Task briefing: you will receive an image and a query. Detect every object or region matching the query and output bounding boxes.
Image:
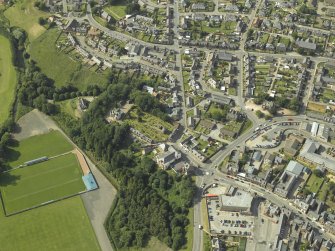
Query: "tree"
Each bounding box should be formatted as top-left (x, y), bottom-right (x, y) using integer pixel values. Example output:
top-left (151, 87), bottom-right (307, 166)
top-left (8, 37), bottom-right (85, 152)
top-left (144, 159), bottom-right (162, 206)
top-left (38, 17), bottom-right (46, 25)
top-left (313, 169), bottom-right (324, 178)
top-left (126, 3), bottom-right (140, 14)
top-left (256, 110), bottom-right (265, 118)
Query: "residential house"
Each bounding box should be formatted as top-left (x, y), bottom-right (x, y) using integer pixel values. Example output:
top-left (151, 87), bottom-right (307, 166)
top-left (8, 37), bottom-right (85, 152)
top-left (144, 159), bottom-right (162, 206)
top-left (156, 146), bottom-right (181, 169)
top-left (191, 2), bottom-right (206, 10)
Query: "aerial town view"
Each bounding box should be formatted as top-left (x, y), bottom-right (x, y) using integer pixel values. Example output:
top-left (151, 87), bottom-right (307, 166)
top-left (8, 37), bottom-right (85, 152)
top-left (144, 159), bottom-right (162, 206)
top-left (0, 0), bottom-right (335, 250)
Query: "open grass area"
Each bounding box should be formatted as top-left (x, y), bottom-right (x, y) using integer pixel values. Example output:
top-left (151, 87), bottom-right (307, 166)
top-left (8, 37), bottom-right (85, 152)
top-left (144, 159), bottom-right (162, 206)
top-left (0, 153), bottom-right (85, 213)
top-left (29, 28), bottom-right (109, 90)
top-left (5, 0), bottom-right (48, 41)
top-left (104, 4), bottom-right (127, 20)
top-left (305, 173), bottom-right (324, 193)
top-left (7, 130), bottom-right (73, 168)
top-left (203, 232), bottom-right (211, 251)
top-left (201, 198), bottom-right (210, 232)
top-left (0, 35), bottom-right (16, 125)
top-left (119, 237), bottom-right (172, 251)
top-left (0, 196), bottom-right (100, 251)
top-left (57, 98), bottom-right (81, 118)
top-left (240, 119), bottom-right (253, 134)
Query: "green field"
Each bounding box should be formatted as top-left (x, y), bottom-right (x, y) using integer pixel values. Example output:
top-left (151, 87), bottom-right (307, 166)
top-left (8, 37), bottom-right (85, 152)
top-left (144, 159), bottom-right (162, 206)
top-left (305, 174), bottom-right (324, 193)
top-left (0, 153), bottom-right (85, 213)
top-left (104, 4), bottom-right (127, 20)
top-left (4, 0), bottom-right (48, 41)
top-left (8, 130), bottom-right (73, 168)
top-left (29, 28), bottom-right (109, 89)
top-left (0, 35), bottom-right (17, 125)
top-left (0, 196), bottom-right (100, 251)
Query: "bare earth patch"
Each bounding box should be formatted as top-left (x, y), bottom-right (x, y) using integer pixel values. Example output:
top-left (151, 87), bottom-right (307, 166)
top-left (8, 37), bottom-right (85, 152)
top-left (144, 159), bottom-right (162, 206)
top-left (13, 109), bottom-right (58, 141)
top-left (245, 100), bottom-right (271, 115)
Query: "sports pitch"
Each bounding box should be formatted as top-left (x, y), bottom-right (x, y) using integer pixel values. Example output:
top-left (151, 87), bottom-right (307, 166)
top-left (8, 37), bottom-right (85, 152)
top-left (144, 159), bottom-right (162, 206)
top-left (0, 196), bottom-right (101, 251)
top-left (0, 153), bottom-right (85, 214)
top-left (8, 130), bottom-right (73, 168)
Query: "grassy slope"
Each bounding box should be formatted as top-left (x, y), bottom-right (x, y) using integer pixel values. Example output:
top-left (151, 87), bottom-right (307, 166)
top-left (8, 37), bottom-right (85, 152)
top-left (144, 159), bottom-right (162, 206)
top-left (0, 35), bottom-right (16, 125)
top-left (104, 4), bottom-right (127, 20)
top-left (0, 196), bottom-right (101, 251)
top-left (7, 130), bottom-right (74, 167)
top-left (1, 153), bottom-right (85, 213)
top-left (29, 28), bottom-right (109, 90)
top-left (119, 237), bottom-right (172, 251)
top-left (4, 0), bottom-right (48, 41)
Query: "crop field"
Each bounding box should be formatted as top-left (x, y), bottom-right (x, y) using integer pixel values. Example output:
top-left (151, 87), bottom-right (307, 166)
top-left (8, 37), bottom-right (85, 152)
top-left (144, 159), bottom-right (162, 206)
top-left (7, 130), bottom-right (73, 168)
top-left (0, 35), bottom-right (16, 125)
top-left (4, 0), bottom-right (48, 41)
top-left (29, 28), bottom-right (109, 89)
top-left (0, 153), bottom-right (85, 214)
top-left (0, 196), bottom-right (100, 251)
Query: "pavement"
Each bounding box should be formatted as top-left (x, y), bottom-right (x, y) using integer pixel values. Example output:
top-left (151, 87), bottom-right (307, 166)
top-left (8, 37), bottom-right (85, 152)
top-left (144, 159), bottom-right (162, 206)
top-left (81, 157), bottom-right (117, 251)
top-left (66, 1), bottom-right (335, 250)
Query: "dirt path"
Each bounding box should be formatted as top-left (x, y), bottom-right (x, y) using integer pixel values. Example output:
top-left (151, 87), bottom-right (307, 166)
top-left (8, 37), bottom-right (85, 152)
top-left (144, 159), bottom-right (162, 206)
top-left (13, 109), bottom-right (116, 251)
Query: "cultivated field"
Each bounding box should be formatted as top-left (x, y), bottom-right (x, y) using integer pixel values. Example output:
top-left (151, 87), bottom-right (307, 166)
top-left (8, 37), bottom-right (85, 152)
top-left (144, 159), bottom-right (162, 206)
top-left (29, 28), bottom-right (109, 89)
top-left (0, 196), bottom-right (101, 251)
top-left (0, 153), bottom-right (85, 213)
top-left (7, 130), bottom-right (73, 168)
top-left (0, 35), bottom-right (16, 125)
top-left (4, 0), bottom-right (48, 41)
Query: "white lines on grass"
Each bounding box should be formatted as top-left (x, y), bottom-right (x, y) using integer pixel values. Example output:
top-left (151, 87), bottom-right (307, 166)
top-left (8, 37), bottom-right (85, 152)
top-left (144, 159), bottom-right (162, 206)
top-left (6, 178), bottom-right (82, 202)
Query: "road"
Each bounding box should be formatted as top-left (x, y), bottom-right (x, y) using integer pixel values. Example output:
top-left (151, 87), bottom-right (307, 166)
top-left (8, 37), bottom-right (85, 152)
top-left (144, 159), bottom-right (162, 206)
top-left (192, 176), bottom-right (204, 251)
top-left (203, 170), bottom-right (335, 242)
top-left (74, 1), bottom-right (335, 251)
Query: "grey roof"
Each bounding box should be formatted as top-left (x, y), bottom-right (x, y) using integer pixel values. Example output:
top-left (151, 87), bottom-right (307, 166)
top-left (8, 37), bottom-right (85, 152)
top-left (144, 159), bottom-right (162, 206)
top-left (217, 51), bottom-right (233, 61)
top-left (252, 151), bottom-right (262, 161)
top-left (296, 40), bottom-right (316, 50)
top-left (286, 161), bottom-right (304, 176)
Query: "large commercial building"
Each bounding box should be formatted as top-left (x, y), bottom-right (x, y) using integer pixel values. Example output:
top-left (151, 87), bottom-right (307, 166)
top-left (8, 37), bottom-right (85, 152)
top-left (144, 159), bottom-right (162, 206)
top-left (220, 187), bottom-right (254, 213)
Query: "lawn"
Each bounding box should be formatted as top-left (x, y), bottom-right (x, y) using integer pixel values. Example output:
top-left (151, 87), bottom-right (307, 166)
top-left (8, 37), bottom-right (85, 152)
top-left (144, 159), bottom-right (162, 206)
top-left (203, 233), bottom-right (211, 251)
top-left (0, 153), bottom-right (85, 213)
top-left (104, 4), bottom-right (127, 20)
top-left (4, 0), bottom-right (49, 41)
top-left (57, 98), bottom-right (81, 118)
top-left (0, 35), bottom-right (16, 125)
top-left (320, 88), bottom-right (335, 103)
top-left (305, 173), bottom-right (324, 193)
top-left (7, 130), bottom-right (73, 168)
top-left (119, 237), bottom-right (172, 251)
top-left (29, 28), bottom-right (109, 90)
top-left (0, 196), bottom-right (101, 251)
